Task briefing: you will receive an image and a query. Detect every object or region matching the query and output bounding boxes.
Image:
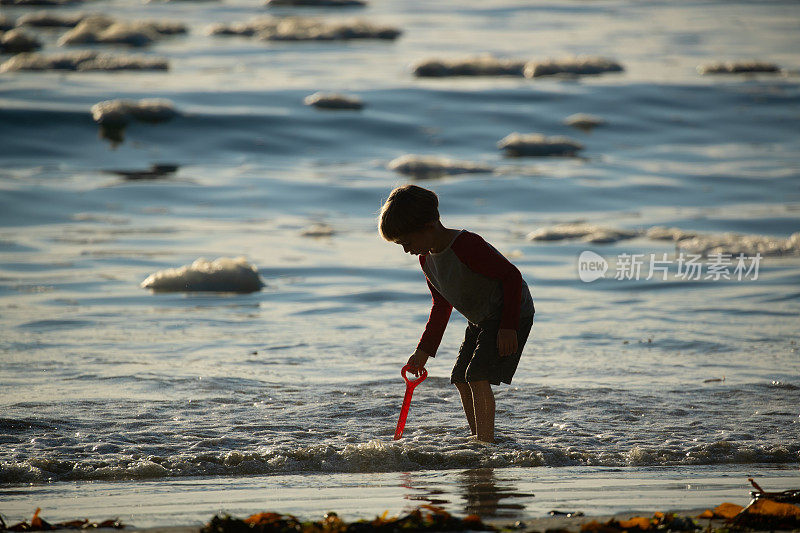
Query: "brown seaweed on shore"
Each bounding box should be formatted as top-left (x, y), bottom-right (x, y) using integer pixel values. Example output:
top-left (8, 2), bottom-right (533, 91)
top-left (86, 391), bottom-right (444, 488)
top-left (693, 479), bottom-right (800, 531)
top-left (202, 506), bottom-right (495, 533)
top-left (0, 508), bottom-right (125, 531)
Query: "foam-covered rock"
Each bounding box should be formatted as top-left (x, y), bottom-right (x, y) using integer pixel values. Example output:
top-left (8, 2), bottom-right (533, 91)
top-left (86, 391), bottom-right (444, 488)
top-left (564, 113), bottom-right (606, 132)
top-left (15, 11), bottom-right (91, 27)
top-left (141, 257), bottom-right (264, 293)
top-left (76, 54), bottom-right (169, 71)
top-left (257, 18), bottom-right (400, 41)
top-left (645, 226), bottom-right (698, 242)
top-left (207, 18), bottom-right (280, 36)
top-left (677, 232), bottom-right (800, 257)
top-left (524, 56), bottom-right (623, 78)
top-left (0, 15), bottom-right (15, 31)
top-left (412, 56), bottom-right (525, 77)
top-left (498, 133), bottom-right (583, 157)
top-left (59, 18), bottom-right (186, 47)
top-left (266, 0), bottom-right (366, 6)
top-left (301, 223), bottom-right (335, 238)
top-left (91, 98), bottom-right (178, 127)
top-left (1, 0), bottom-right (82, 5)
top-left (529, 223), bottom-right (800, 257)
top-left (0, 50), bottom-right (96, 70)
top-left (0, 28), bottom-right (41, 53)
top-left (388, 154), bottom-right (493, 179)
top-left (1, 50), bottom-right (168, 72)
top-left (528, 223), bottom-right (637, 244)
top-left (304, 92), bottom-right (363, 110)
top-left (698, 61), bottom-right (781, 75)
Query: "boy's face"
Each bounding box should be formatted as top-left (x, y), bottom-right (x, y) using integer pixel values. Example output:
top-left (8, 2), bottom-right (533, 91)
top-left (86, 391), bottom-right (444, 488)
top-left (394, 227), bottom-right (435, 256)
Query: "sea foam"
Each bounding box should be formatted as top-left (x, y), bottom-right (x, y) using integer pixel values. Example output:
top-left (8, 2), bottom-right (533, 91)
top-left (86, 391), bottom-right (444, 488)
top-left (140, 257), bottom-right (264, 293)
top-left (529, 223), bottom-right (800, 256)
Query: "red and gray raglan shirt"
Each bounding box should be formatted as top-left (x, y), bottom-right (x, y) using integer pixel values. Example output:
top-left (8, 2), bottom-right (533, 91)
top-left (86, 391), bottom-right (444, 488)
top-left (417, 230), bottom-right (535, 357)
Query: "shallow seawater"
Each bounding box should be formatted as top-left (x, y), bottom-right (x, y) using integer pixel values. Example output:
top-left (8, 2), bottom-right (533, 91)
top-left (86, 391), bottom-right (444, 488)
top-left (1, 0), bottom-right (799, 523)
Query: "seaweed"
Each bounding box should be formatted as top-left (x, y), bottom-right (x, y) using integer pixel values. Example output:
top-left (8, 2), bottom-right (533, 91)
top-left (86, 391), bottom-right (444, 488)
top-left (202, 506), bottom-right (495, 533)
top-left (0, 509), bottom-right (124, 531)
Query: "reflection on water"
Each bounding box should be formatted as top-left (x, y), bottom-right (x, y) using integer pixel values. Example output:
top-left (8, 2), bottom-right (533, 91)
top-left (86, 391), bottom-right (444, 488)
top-left (457, 468), bottom-right (533, 518)
top-left (399, 468), bottom-right (534, 519)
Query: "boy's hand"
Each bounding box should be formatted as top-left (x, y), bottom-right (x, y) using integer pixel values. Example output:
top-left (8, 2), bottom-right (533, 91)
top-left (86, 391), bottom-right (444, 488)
top-left (497, 329), bottom-right (518, 357)
top-left (406, 349), bottom-right (429, 376)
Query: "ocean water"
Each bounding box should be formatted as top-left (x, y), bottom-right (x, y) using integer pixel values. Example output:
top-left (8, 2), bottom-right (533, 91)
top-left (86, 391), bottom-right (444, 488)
top-left (1, 0), bottom-right (799, 526)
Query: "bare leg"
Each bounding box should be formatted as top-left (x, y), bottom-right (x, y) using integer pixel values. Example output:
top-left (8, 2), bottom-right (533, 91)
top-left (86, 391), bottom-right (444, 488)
top-left (454, 382), bottom-right (476, 435)
top-left (468, 380), bottom-right (495, 443)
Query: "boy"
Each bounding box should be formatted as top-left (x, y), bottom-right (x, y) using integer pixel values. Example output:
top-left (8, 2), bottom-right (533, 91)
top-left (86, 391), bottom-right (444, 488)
top-left (379, 185), bottom-right (534, 443)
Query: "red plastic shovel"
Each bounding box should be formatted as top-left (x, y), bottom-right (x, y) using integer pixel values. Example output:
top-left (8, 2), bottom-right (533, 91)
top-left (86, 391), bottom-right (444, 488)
top-left (393, 364), bottom-right (428, 440)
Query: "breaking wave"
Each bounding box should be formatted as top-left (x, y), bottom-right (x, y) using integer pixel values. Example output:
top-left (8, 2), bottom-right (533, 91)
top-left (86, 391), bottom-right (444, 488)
top-left (2, 439), bottom-right (796, 484)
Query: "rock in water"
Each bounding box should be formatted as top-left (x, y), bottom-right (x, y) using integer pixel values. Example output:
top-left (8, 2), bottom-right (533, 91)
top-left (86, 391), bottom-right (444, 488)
top-left (411, 56), bottom-right (525, 77)
top-left (140, 257), bottom-right (264, 293)
top-left (387, 155), bottom-right (493, 179)
top-left (304, 92), bottom-right (363, 110)
top-left (91, 98), bottom-right (178, 127)
top-left (527, 223), bottom-right (637, 244)
top-left (524, 56), bottom-right (623, 78)
top-left (697, 61), bottom-right (781, 75)
top-left (257, 18), bottom-right (400, 41)
top-left (0, 15), bottom-right (15, 31)
top-left (497, 133), bottom-right (583, 157)
top-left (15, 11), bottom-right (98, 27)
top-left (564, 113), bottom-right (606, 132)
top-left (266, 0), bottom-right (366, 6)
top-left (0, 51), bottom-right (168, 72)
top-left (0, 28), bottom-right (41, 53)
top-left (59, 18), bottom-right (186, 47)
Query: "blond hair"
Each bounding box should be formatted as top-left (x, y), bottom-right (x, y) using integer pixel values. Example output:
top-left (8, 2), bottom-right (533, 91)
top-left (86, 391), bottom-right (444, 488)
top-left (378, 185), bottom-right (440, 241)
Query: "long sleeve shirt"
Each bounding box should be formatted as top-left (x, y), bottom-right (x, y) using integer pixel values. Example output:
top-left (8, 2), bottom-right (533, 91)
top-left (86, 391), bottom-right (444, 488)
top-left (417, 230), bottom-right (534, 356)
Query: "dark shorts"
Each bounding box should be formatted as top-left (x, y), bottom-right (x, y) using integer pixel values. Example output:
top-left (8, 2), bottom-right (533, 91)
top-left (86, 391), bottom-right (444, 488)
top-left (451, 315), bottom-right (534, 386)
